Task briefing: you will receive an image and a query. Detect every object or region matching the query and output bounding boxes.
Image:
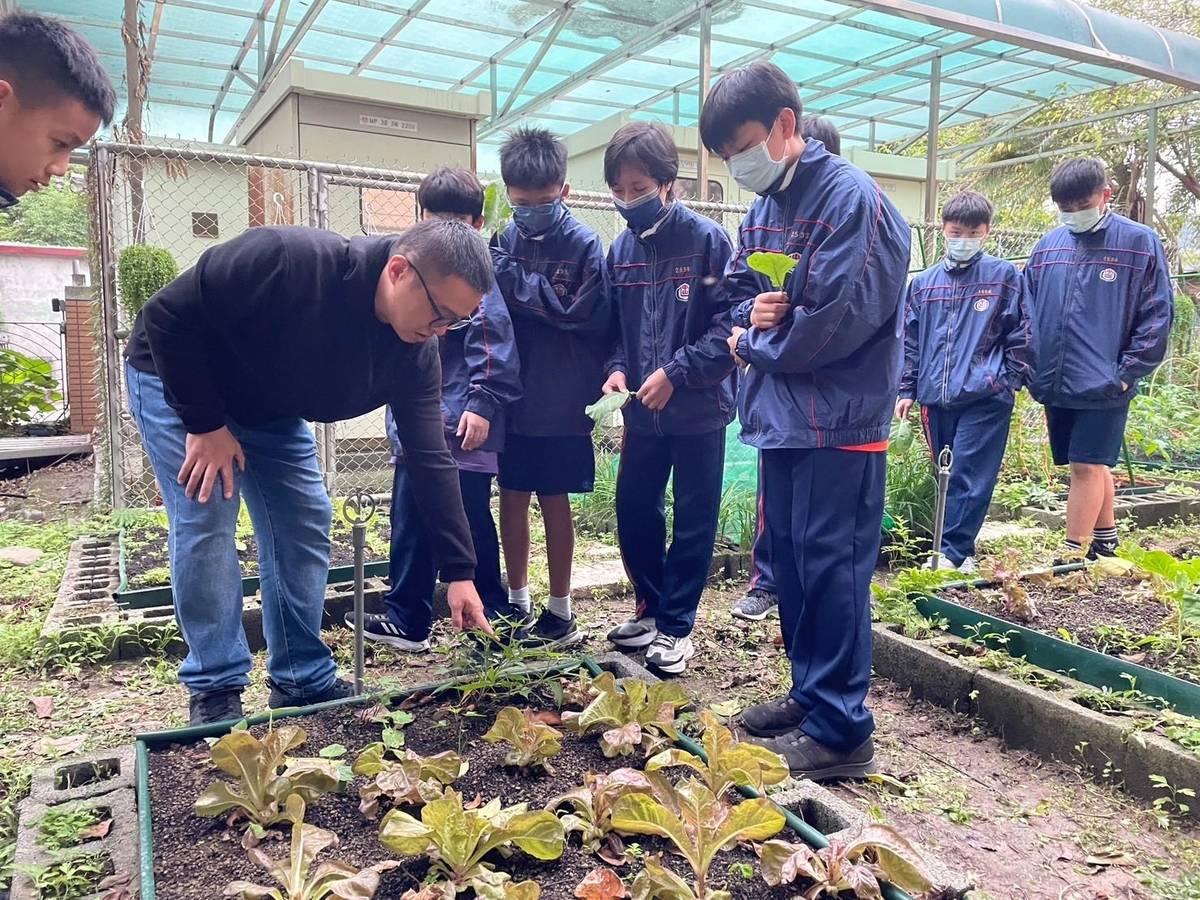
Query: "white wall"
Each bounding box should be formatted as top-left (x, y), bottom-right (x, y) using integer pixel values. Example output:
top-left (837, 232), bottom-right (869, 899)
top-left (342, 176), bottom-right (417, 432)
top-left (0, 244), bottom-right (88, 324)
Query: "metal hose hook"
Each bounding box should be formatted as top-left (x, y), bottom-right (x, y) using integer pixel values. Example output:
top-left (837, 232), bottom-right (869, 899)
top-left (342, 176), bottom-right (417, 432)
top-left (930, 445), bottom-right (953, 571)
top-left (342, 490), bottom-right (377, 694)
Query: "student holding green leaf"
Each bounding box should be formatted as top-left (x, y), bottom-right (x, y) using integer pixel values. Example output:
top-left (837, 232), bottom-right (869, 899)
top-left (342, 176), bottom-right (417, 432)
top-left (701, 61), bottom-right (910, 779)
top-left (597, 121), bottom-right (737, 675)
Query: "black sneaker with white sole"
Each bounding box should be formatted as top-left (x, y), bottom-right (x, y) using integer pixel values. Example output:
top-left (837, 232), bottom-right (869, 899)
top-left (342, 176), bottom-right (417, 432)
top-left (606, 615), bottom-right (658, 650)
top-left (343, 611), bottom-right (431, 653)
top-left (267, 676), bottom-right (358, 709)
top-left (528, 609), bottom-right (583, 647)
top-left (644, 633), bottom-right (695, 675)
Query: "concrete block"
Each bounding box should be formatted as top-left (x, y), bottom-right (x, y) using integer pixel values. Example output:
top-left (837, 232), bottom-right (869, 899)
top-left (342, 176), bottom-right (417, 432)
top-left (590, 650), bottom-right (659, 683)
top-left (770, 779), bottom-right (866, 835)
top-left (871, 625), bottom-right (975, 715)
top-left (29, 746), bottom-right (135, 807)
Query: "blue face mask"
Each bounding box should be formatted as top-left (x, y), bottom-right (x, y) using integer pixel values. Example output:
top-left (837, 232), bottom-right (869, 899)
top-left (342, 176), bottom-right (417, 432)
top-left (945, 237), bottom-right (984, 262)
top-left (614, 189), bottom-right (667, 232)
top-left (511, 197), bottom-right (563, 237)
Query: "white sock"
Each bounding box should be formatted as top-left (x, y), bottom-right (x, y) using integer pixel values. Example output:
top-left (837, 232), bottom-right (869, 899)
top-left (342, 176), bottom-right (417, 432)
top-left (548, 594), bottom-right (572, 619)
top-left (509, 585), bottom-right (531, 612)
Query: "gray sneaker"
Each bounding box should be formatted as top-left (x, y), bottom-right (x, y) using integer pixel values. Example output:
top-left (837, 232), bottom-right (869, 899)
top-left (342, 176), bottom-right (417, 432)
top-left (644, 633), bottom-right (695, 675)
top-left (731, 588), bottom-right (778, 621)
top-left (607, 615), bottom-right (658, 650)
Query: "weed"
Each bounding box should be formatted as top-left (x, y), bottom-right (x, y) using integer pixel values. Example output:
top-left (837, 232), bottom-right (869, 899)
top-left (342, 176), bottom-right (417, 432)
top-left (1149, 775), bottom-right (1196, 828)
top-left (38, 806), bottom-right (103, 852)
top-left (21, 853), bottom-right (111, 900)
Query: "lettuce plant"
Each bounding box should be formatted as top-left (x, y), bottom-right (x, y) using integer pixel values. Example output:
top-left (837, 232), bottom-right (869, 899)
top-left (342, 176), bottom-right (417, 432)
top-left (195, 726), bottom-right (347, 828)
top-left (483, 706), bottom-right (563, 773)
top-left (563, 674), bottom-right (689, 758)
top-left (610, 782), bottom-right (785, 899)
top-left (645, 711), bottom-right (788, 799)
top-left (379, 789), bottom-right (563, 899)
top-left (546, 768), bottom-right (661, 864)
top-left (352, 744), bottom-right (467, 818)
top-left (223, 795), bottom-right (398, 900)
top-left (758, 824), bottom-right (933, 898)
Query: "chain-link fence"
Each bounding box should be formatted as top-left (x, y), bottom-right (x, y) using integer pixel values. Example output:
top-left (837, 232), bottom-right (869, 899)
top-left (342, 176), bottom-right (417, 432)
top-left (87, 140), bottom-right (1045, 508)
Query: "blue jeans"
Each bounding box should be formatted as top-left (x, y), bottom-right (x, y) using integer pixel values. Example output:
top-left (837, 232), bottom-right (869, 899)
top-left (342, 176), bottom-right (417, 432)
top-left (922, 397), bottom-right (1012, 565)
top-left (126, 363), bottom-right (336, 697)
top-left (384, 462), bottom-right (512, 640)
top-left (762, 447), bottom-right (883, 752)
top-left (615, 429), bottom-right (725, 637)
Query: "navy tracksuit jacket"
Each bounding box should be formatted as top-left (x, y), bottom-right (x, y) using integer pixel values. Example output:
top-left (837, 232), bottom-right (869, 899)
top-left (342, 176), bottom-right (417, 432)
top-left (606, 202), bottom-right (736, 638)
top-left (900, 252), bottom-right (1032, 564)
top-left (1023, 212), bottom-right (1173, 411)
top-left (383, 287), bottom-right (522, 639)
top-left (725, 139), bottom-right (911, 751)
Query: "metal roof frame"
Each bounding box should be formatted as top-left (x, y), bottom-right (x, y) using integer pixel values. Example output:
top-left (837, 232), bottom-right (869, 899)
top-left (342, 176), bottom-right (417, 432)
top-left (45, 0), bottom-right (1200, 174)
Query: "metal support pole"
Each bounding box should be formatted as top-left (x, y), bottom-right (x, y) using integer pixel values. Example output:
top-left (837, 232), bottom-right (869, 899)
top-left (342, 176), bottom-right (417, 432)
top-left (1145, 105), bottom-right (1158, 227)
top-left (924, 53), bottom-right (942, 262)
top-left (697, 0), bottom-right (712, 202)
top-left (306, 168), bottom-right (337, 495)
top-left (343, 492), bottom-right (376, 695)
top-left (930, 446), bottom-right (953, 570)
top-left (489, 59), bottom-right (498, 120)
top-left (672, 89), bottom-right (680, 125)
top-left (868, 118), bottom-right (876, 151)
top-left (94, 147), bottom-right (127, 508)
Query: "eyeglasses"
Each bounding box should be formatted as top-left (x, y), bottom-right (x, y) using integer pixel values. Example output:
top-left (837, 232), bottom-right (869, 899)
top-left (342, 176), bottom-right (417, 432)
top-left (408, 260), bottom-right (472, 331)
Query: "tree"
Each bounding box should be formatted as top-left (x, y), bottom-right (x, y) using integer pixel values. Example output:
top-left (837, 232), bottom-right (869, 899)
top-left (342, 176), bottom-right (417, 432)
top-left (0, 182), bottom-right (88, 247)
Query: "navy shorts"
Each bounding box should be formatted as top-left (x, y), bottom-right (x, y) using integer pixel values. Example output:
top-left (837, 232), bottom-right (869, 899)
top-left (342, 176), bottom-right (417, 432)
top-left (497, 434), bottom-right (595, 495)
top-left (1045, 404), bottom-right (1130, 467)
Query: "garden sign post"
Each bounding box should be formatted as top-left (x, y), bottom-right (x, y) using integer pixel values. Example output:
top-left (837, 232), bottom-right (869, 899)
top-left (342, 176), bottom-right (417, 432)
top-left (930, 446), bottom-right (953, 571)
top-left (343, 491), bottom-right (377, 694)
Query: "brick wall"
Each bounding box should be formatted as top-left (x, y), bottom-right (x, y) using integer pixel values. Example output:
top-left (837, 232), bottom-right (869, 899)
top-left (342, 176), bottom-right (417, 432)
top-left (64, 286), bottom-right (98, 436)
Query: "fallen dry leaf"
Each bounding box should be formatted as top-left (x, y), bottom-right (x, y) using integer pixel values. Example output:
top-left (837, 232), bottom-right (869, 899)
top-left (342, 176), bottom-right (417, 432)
top-left (31, 696), bottom-right (54, 719)
top-left (529, 710), bottom-right (562, 726)
top-left (39, 734), bottom-right (85, 757)
top-left (81, 819), bottom-right (113, 840)
top-left (97, 872), bottom-right (133, 891)
top-left (1085, 849), bottom-right (1137, 869)
top-left (464, 793), bottom-right (484, 810)
top-left (575, 866), bottom-right (629, 900)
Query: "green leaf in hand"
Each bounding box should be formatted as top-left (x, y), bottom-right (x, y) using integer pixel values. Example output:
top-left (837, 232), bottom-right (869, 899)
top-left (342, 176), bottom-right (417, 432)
top-left (585, 391), bottom-right (632, 424)
top-left (746, 252), bottom-right (798, 290)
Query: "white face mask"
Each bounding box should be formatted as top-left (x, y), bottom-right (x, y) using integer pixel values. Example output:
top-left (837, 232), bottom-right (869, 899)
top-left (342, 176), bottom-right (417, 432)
top-left (945, 237), bottom-right (984, 262)
top-left (1060, 205), bottom-right (1103, 233)
top-left (727, 121), bottom-right (788, 194)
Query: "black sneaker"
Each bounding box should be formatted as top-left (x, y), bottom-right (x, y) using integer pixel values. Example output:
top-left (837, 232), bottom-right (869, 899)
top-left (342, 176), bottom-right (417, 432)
top-left (747, 729), bottom-right (876, 781)
top-left (343, 611), bottom-right (431, 653)
top-left (1086, 541), bottom-right (1118, 560)
top-left (527, 608), bottom-right (583, 648)
top-left (268, 676), bottom-right (358, 709)
top-left (188, 689), bottom-right (244, 726)
top-left (739, 695), bottom-right (806, 738)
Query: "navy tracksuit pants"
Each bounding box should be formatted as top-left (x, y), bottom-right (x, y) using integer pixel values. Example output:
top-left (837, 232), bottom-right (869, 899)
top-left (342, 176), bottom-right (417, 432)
top-left (761, 447), bottom-right (884, 753)
top-left (921, 397), bottom-right (1012, 565)
top-left (615, 429), bottom-right (725, 638)
top-left (384, 462), bottom-right (512, 640)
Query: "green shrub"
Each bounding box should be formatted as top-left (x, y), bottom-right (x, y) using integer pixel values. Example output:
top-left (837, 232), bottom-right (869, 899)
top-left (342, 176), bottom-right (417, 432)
top-left (117, 245), bottom-right (178, 321)
top-left (0, 349), bottom-right (62, 434)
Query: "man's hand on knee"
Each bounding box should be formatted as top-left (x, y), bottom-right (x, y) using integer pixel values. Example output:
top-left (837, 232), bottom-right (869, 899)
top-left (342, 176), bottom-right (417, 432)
top-left (179, 426), bottom-right (245, 502)
top-left (447, 580), bottom-right (494, 635)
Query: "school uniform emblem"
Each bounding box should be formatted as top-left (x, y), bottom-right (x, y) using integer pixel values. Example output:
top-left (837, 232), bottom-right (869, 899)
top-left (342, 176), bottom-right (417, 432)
top-left (676, 282), bottom-right (690, 302)
top-left (1100, 267), bottom-right (1117, 282)
top-left (973, 297), bottom-right (990, 312)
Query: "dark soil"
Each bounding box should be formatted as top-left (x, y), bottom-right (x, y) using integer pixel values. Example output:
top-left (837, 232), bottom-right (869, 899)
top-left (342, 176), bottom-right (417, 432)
top-left (148, 692), bottom-right (799, 900)
top-left (124, 516), bottom-right (392, 589)
top-left (944, 572), bottom-right (1200, 684)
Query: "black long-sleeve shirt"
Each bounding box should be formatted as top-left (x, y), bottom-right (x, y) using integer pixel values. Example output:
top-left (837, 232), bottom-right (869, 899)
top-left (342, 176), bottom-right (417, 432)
top-left (125, 226), bottom-right (475, 582)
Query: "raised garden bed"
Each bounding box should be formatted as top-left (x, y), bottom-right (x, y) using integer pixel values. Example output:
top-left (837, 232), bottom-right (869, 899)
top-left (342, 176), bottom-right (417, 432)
top-left (135, 657), bottom-right (937, 900)
top-left (912, 564), bottom-right (1200, 718)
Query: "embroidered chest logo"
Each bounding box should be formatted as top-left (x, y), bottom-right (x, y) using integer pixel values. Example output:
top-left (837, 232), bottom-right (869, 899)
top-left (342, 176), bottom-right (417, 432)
top-left (1099, 268), bottom-right (1118, 283)
top-left (676, 282), bottom-right (691, 302)
top-left (551, 264), bottom-right (571, 297)
top-left (972, 289), bottom-right (993, 313)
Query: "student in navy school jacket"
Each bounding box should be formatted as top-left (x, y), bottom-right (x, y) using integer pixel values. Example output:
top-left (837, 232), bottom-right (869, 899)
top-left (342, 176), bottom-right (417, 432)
top-left (348, 169), bottom-right (522, 653)
top-left (1024, 157), bottom-right (1173, 560)
top-left (730, 114), bottom-right (841, 624)
top-left (701, 61), bottom-right (910, 780)
top-left (490, 127), bottom-right (612, 647)
top-left (897, 190), bottom-right (1031, 574)
top-left (598, 121), bottom-right (736, 675)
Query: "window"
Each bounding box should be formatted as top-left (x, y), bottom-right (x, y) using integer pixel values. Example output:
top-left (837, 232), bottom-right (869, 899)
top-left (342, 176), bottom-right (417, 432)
top-left (675, 178), bottom-right (724, 203)
top-left (191, 212), bottom-right (219, 239)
